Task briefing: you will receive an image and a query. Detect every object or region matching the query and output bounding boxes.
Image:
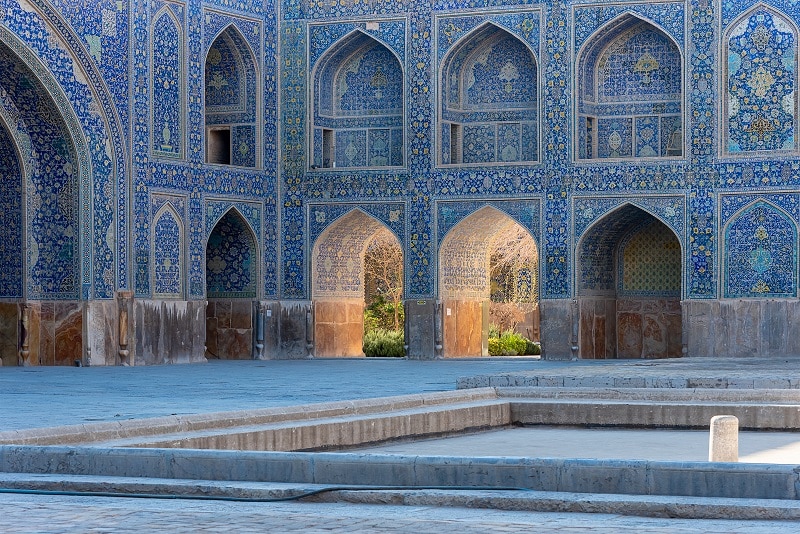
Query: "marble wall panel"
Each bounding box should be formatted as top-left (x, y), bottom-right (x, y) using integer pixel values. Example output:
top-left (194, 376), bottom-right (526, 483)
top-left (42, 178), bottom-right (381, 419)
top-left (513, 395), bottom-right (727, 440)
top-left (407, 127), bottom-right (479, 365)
top-left (313, 299), bottom-right (364, 357)
top-left (0, 303), bottom-right (18, 366)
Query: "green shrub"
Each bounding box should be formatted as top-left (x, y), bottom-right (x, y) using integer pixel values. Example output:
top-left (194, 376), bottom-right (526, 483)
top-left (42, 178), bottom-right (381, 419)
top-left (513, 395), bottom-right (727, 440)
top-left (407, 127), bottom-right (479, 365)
top-left (363, 328), bottom-right (405, 357)
top-left (525, 340), bottom-right (541, 356)
top-left (488, 327), bottom-right (540, 356)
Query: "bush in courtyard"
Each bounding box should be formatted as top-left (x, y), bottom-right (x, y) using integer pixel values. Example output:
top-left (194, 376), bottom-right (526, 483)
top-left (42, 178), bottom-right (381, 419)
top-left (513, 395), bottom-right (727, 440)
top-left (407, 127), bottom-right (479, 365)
top-left (363, 328), bottom-right (405, 357)
top-left (488, 326), bottom-right (539, 356)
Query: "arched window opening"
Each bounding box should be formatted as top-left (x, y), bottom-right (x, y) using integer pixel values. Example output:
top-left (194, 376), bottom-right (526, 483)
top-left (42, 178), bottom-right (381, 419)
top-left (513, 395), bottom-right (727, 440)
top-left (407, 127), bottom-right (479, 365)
top-left (577, 17), bottom-right (682, 160)
top-left (440, 24), bottom-right (538, 165)
top-left (312, 32), bottom-right (404, 169)
top-left (204, 26), bottom-right (257, 167)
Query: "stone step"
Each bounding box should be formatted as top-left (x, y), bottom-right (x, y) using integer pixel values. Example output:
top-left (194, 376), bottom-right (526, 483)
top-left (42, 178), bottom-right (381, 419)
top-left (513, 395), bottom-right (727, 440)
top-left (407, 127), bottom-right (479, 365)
top-left (1, 473), bottom-right (799, 521)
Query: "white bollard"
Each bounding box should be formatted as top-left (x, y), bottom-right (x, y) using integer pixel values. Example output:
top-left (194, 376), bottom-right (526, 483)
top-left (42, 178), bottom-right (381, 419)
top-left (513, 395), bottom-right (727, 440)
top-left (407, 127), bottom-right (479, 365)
top-left (708, 415), bottom-right (739, 462)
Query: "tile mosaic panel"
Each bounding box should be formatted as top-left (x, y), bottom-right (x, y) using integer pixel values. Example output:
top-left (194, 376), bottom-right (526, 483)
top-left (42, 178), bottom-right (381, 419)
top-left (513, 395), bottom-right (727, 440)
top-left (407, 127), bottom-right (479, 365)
top-left (152, 205), bottom-right (183, 298)
top-left (151, 8), bottom-right (184, 159)
top-left (725, 7), bottom-right (796, 153)
top-left (206, 209), bottom-right (258, 299)
top-left (724, 200), bottom-right (798, 298)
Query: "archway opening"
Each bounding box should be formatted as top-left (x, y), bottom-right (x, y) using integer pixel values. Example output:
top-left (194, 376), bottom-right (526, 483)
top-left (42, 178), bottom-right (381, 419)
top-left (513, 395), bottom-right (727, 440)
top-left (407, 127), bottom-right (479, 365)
top-left (577, 205), bottom-right (682, 359)
top-left (311, 210), bottom-right (403, 357)
top-left (0, 39), bottom-right (83, 366)
top-left (439, 207), bottom-right (539, 357)
top-left (205, 209), bottom-right (258, 359)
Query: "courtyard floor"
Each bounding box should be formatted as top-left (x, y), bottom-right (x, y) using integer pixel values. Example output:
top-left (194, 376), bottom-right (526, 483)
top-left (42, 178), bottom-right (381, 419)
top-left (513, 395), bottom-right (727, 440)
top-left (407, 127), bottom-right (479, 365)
top-left (2, 357), bottom-right (800, 532)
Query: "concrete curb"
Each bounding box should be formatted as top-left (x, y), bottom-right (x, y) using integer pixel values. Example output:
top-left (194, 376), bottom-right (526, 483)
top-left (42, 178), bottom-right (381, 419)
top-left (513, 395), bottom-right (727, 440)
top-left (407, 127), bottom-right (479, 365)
top-left (0, 388), bottom-right (500, 446)
top-left (2, 446), bottom-right (798, 501)
top-left (1, 474), bottom-right (799, 520)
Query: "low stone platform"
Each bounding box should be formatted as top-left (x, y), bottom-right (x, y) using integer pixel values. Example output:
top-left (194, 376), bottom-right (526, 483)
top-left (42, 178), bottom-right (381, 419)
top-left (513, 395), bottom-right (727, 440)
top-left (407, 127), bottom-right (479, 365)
top-left (457, 357), bottom-right (800, 390)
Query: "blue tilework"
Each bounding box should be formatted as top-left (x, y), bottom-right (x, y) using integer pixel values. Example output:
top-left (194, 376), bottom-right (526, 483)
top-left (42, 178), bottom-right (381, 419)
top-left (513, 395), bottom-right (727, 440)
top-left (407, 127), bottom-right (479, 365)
top-left (0, 120), bottom-right (23, 298)
top-left (153, 204), bottom-right (184, 298)
top-left (726, 8), bottom-right (796, 153)
top-left (6, 0), bottom-right (800, 312)
top-left (206, 208), bottom-right (258, 299)
top-left (724, 201), bottom-right (797, 297)
top-left (151, 7), bottom-right (184, 159)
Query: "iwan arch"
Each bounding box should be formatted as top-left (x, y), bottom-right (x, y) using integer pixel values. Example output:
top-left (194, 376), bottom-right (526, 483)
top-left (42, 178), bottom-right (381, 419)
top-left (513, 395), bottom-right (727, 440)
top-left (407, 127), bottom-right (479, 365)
top-left (1, 0), bottom-right (800, 365)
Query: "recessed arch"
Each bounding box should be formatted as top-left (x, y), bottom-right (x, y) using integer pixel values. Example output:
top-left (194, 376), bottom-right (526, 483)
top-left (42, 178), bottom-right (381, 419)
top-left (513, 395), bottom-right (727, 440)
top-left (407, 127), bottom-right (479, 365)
top-left (311, 209), bottom-right (404, 357)
top-left (439, 22), bottom-right (539, 165)
top-left (0, 37), bottom-right (88, 302)
top-left (204, 24), bottom-right (258, 167)
top-left (204, 207), bottom-right (259, 360)
top-left (438, 206), bottom-right (540, 357)
top-left (311, 30), bottom-right (405, 169)
top-left (576, 13), bottom-right (683, 160)
top-left (723, 4), bottom-right (798, 154)
top-left (152, 203), bottom-right (184, 298)
top-left (723, 200), bottom-right (798, 297)
top-left (576, 203), bottom-right (683, 359)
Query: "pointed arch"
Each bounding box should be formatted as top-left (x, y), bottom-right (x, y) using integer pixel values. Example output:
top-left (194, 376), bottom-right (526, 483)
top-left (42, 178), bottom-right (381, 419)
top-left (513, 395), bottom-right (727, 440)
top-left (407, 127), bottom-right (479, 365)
top-left (152, 203), bottom-right (184, 298)
top-left (311, 209), bottom-right (401, 299)
top-left (439, 22), bottom-right (539, 165)
top-left (205, 207), bottom-right (258, 299)
top-left (439, 205), bottom-right (538, 300)
top-left (437, 206), bottom-right (540, 358)
top-left (576, 13), bottom-right (683, 160)
top-left (723, 4), bottom-right (798, 154)
top-left (0, 35), bottom-right (90, 301)
top-left (204, 24), bottom-right (259, 167)
top-left (311, 30), bottom-right (405, 169)
top-left (151, 7), bottom-right (184, 158)
top-left (723, 200), bottom-right (798, 297)
top-left (310, 208), bottom-right (404, 357)
top-left (576, 203), bottom-right (683, 359)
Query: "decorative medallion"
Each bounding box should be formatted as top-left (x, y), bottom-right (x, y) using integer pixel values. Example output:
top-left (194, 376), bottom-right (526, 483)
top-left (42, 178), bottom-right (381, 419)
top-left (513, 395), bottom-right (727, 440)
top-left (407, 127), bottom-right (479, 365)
top-left (633, 52), bottom-right (659, 85)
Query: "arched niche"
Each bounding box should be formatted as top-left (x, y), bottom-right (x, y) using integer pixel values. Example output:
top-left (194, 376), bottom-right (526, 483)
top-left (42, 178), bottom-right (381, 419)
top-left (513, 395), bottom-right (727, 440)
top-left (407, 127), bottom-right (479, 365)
top-left (311, 31), bottom-right (404, 169)
top-left (205, 25), bottom-right (258, 167)
top-left (440, 24), bottom-right (538, 165)
top-left (724, 6), bottom-right (798, 154)
top-left (724, 201), bottom-right (798, 297)
top-left (576, 14), bottom-right (683, 160)
top-left (152, 204), bottom-right (184, 298)
top-left (438, 206), bottom-right (539, 357)
top-left (576, 204), bottom-right (683, 359)
top-left (205, 208), bottom-right (259, 360)
top-left (311, 209), bottom-right (403, 357)
top-left (151, 8), bottom-right (184, 158)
